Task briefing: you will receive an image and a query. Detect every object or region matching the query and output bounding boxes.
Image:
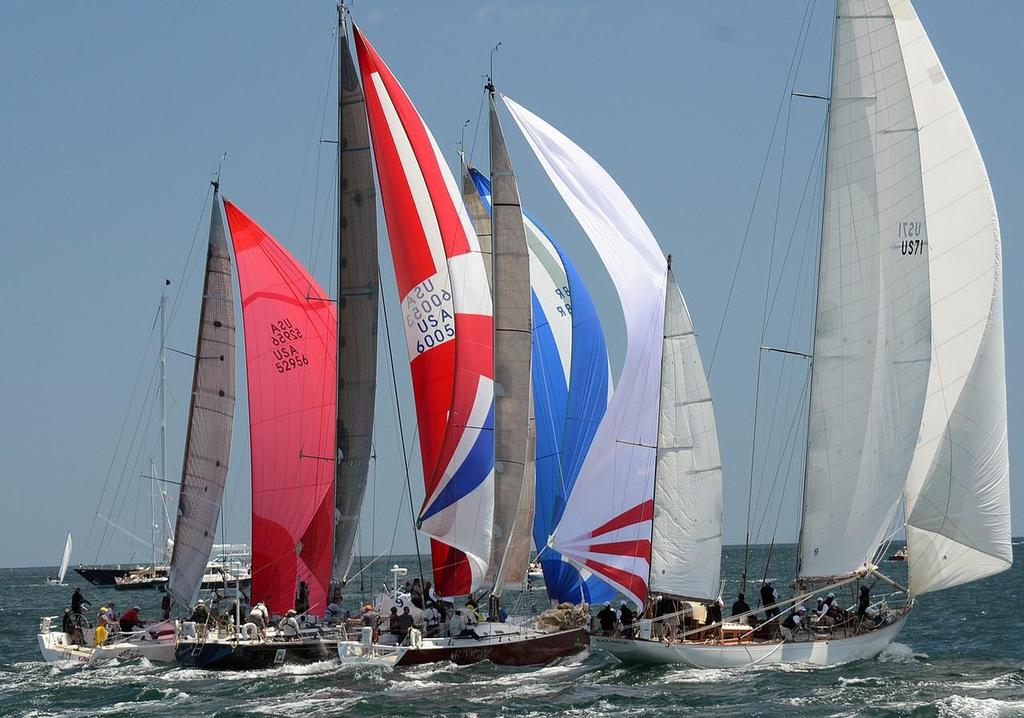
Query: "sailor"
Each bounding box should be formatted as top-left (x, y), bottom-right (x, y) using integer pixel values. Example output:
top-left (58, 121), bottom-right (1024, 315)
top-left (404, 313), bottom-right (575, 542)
top-left (448, 608), bottom-right (468, 638)
top-left (424, 581), bottom-right (446, 621)
top-left (119, 606), bottom-right (142, 633)
top-left (618, 601), bottom-right (635, 638)
top-left (70, 587), bottom-right (90, 616)
top-left (465, 600), bottom-right (484, 625)
top-left (397, 606), bottom-right (415, 640)
top-left (295, 581), bottom-right (310, 615)
top-left (61, 608), bottom-right (73, 635)
top-left (94, 616), bottom-right (108, 647)
top-left (706, 598), bottom-right (723, 627)
top-left (857, 585), bottom-right (871, 619)
top-left (99, 606), bottom-right (118, 633)
top-left (325, 599), bottom-right (344, 622)
top-left (244, 603), bottom-right (268, 640)
top-left (279, 609), bottom-right (301, 639)
top-left (411, 578), bottom-right (424, 609)
top-left (780, 604), bottom-right (806, 639)
top-left (161, 594), bottom-right (172, 621)
top-left (191, 599), bottom-right (210, 639)
top-left (597, 602), bottom-right (617, 634)
top-left (651, 595), bottom-right (667, 639)
top-left (388, 606), bottom-right (402, 636)
top-left (731, 593), bottom-right (751, 617)
top-left (106, 602), bottom-right (119, 624)
top-left (760, 579), bottom-right (779, 619)
top-left (361, 604), bottom-right (378, 631)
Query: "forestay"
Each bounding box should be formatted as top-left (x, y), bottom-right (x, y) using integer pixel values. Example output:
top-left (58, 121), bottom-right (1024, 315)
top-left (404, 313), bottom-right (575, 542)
top-left (797, 0), bottom-right (932, 580)
top-left (890, 0), bottom-right (1011, 595)
top-left (504, 95), bottom-right (667, 608)
top-left (355, 27), bottom-right (494, 596)
top-left (168, 193), bottom-right (236, 609)
top-left (649, 266), bottom-right (723, 601)
top-left (226, 201), bottom-right (336, 617)
top-left (470, 169), bottom-right (615, 605)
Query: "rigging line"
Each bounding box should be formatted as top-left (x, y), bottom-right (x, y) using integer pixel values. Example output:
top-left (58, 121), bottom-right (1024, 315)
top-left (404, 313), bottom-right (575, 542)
top-left (467, 88), bottom-right (487, 165)
top-left (166, 187), bottom-right (213, 330)
top-left (84, 302), bottom-right (161, 559)
top-left (706, 0), bottom-right (817, 377)
top-left (378, 267), bottom-right (427, 591)
top-left (307, 54), bottom-right (339, 283)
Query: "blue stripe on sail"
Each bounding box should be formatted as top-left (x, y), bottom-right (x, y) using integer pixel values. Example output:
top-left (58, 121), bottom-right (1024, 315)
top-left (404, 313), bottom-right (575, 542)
top-left (469, 167), bottom-right (614, 604)
top-left (418, 401), bottom-right (495, 523)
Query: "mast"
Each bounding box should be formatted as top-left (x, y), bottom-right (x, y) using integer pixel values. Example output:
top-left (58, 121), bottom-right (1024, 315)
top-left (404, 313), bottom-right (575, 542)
top-left (333, 3), bottom-right (379, 586)
top-left (159, 287), bottom-right (167, 564)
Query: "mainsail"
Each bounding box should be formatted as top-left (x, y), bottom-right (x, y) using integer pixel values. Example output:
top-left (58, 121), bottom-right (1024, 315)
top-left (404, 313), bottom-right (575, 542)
top-left (890, 0), bottom-right (1011, 595)
top-left (167, 191), bottom-right (236, 609)
top-left (486, 93), bottom-right (534, 595)
top-left (354, 27), bottom-right (494, 596)
top-left (469, 168), bottom-right (615, 605)
top-left (225, 200), bottom-right (337, 617)
top-left (797, 0), bottom-right (932, 580)
top-left (57, 533), bottom-right (72, 585)
top-left (649, 263), bottom-right (722, 601)
top-left (504, 95), bottom-right (667, 608)
top-left (333, 11), bottom-right (379, 584)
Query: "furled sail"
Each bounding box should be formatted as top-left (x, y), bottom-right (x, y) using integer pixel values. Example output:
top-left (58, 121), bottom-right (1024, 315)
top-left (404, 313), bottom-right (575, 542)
top-left (333, 15), bottom-right (379, 584)
top-left (796, 0), bottom-right (932, 580)
top-left (469, 168), bottom-right (615, 605)
top-left (167, 192), bottom-right (236, 609)
top-left (486, 93), bottom-right (534, 595)
top-left (649, 263), bottom-right (722, 601)
top-left (354, 28), bottom-right (494, 596)
top-left (504, 95), bottom-right (667, 609)
top-left (225, 200), bottom-right (336, 617)
top-left (889, 0), bottom-right (1011, 595)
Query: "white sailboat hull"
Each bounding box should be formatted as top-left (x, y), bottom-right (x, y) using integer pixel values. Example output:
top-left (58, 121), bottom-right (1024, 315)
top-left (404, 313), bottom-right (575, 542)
top-left (592, 613), bottom-right (907, 668)
top-left (37, 630), bottom-right (176, 665)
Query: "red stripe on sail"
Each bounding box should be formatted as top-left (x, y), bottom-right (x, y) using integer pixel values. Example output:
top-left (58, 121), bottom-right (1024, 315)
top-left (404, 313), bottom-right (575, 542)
top-left (225, 200), bottom-right (336, 618)
top-left (430, 540), bottom-right (472, 597)
top-left (584, 559), bottom-right (648, 606)
top-left (587, 540), bottom-right (652, 560)
top-left (589, 500), bottom-right (654, 539)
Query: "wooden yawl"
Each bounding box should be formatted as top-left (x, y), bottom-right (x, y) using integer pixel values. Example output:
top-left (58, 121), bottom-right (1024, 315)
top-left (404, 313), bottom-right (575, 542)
top-left (593, 0), bottom-right (1011, 667)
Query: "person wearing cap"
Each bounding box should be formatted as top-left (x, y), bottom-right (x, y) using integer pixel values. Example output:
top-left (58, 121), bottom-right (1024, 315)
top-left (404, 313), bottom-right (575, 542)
top-left (618, 601), bottom-right (635, 638)
top-left (597, 602), bottom-right (617, 634)
top-left (70, 587), bottom-right (90, 616)
top-left (119, 606), bottom-right (142, 633)
top-left (731, 592), bottom-right (751, 618)
top-left (279, 609), bottom-right (301, 639)
top-left (94, 609), bottom-right (109, 647)
top-left (760, 579), bottom-right (780, 620)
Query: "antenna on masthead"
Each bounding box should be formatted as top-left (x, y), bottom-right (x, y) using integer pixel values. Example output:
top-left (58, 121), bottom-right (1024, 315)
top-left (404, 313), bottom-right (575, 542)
top-left (486, 41), bottom-right (501, 95)
top-left (458, 119), bottom-right (471, 162)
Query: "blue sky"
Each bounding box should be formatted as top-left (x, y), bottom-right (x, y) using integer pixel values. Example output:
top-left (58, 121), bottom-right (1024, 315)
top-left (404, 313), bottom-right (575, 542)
top-left (1, 1), bottom-right (1020, 569)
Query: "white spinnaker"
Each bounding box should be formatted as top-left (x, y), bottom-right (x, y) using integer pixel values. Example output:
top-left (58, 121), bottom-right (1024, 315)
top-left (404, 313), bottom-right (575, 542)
top-left (798, 0), bottom-right (932, 579)
top-left (503, 95), bottom-right (666, 608)
top-left (891, 0), bottom-right (1010, 595)
top-left (58, 533), bottom-right (72, 584)
top-left (649, 269), bottom-right (723, 600)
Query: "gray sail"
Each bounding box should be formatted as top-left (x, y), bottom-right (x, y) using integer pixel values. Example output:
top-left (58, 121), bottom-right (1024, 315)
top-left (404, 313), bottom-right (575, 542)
top-left (167, 190), bottom-right (237, 609)
top-left (462, 160), bottom-right (492, 288)
top-left (486, 92), bottom-right (534, 594)
top-left (333, 12), bottom-right (379, 583)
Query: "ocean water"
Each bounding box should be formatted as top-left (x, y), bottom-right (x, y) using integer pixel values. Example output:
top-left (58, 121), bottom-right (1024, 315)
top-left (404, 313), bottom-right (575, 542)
top-left (1, 544), bottom-right (1021, 717)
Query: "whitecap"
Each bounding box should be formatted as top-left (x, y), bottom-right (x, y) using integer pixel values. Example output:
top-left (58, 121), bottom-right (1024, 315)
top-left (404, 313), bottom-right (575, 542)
top-left (876, 642), bottom-right (928, 663)
top-left (936, 694), bottom-right (1024, 718)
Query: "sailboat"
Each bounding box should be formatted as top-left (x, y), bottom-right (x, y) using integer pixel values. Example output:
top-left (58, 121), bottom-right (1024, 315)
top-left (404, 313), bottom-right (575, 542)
top-left (45, 534), bottom-right (73, 586)
top-left (39, 183), bottom-right (236, 665)
top-left (337, 24), bottom-right (591, 668)
top-left (592, 0), bottom-right (1011, 667)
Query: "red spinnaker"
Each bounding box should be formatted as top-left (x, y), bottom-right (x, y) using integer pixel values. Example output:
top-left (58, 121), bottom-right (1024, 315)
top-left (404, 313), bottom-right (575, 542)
top-left (225, 200), bottom-right (336, 617)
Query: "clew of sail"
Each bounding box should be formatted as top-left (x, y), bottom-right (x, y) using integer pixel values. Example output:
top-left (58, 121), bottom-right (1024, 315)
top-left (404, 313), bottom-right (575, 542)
top-left (354, 27), bottom-right (494, 596)
top-left (486, 94), bottom-right (534, 595)
top-left (649, 265), bottom-right (723, 601)
top-left (890, 0), bottom-right (1011, 595)
top-left (469, 168), bottom-right (615, 605)
top-left (167, 192), bottom-right (236, 609)
top-left (225, 200), bottom-right (336, 618)
top-left (503, 95), bottom-right (666, 609)
top-left (333, 17), bottom-right (379, 584)
top-left (797, 0), bottom-right (932, 581)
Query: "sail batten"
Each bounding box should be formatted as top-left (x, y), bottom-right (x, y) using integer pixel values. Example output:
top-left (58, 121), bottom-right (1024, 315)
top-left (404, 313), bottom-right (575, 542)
top-left (226, 200), bottom-right (336, 618)
top-left (167, 193), bottom-right (236, 609)
top-left (333, 17), bottom-right (379, 584)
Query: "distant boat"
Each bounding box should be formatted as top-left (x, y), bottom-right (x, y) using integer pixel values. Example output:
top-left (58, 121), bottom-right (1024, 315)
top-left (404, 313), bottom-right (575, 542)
top-left (887, 546), bottom-right (908, 562)
top-left (45, 534), bottom-right (72, 586)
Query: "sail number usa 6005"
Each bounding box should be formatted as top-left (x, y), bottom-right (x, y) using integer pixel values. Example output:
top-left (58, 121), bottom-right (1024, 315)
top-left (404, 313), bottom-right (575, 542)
top-left (403, 277), bottom-right (454, 357)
